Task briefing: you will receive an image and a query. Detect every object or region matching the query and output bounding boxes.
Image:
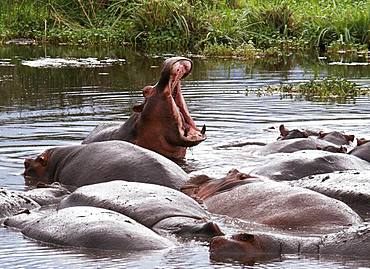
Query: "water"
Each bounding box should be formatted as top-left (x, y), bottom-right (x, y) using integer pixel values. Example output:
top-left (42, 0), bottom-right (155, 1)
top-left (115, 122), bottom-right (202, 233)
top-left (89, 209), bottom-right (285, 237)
top-left (0, 45), bottom-right (370, 268)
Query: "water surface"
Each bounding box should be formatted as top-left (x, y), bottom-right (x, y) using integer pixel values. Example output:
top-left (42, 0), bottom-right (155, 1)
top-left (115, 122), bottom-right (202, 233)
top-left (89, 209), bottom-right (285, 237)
top-left (0, 45), bottom-right (370, 268)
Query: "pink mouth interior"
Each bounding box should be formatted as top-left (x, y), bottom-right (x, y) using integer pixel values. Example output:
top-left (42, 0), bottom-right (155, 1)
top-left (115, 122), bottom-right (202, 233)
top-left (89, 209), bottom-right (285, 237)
top-left (169, 60), bottom-right (203, 141)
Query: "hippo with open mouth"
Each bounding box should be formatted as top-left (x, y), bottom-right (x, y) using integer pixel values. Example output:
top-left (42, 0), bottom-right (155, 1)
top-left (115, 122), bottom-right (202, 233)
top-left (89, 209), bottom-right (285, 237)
top-left (83, 57), bottom-right (206, 159)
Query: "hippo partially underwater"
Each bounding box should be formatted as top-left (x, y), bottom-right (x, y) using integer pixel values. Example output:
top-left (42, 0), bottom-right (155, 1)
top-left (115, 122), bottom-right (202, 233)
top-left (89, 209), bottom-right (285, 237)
top-left (58, 180), bottom-right (223, 238)
top-left (182, 169), bottom-right (362, 232)
top-left (260, 125), bottom-right (353, 154)
top-left (83, 57), bottom-right (206, 159)
top-left (209, 223), bottom-right (370, 264)
top-left (251, 150), bottom-right (370, 181)
top-left (4, 181), bottom-right (223, 251)
top-left (23, 141), bottom-right (188, 189)
top-left (10, 206), bottom-right (175, 251)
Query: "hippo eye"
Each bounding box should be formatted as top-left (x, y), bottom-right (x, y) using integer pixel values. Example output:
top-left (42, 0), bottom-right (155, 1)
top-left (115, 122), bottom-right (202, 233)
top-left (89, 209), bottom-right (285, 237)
top-left (234, 233), bottom-right (255, 242)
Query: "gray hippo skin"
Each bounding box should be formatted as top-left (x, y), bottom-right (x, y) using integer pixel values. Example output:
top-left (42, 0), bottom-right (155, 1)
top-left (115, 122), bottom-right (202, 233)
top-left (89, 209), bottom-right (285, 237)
top-left (318, 131), bottom-right (354, 145)
top-left (209, 223), bottom-right (370, 263)
top-left (349, 140), bottom-right (370, 162)
top-left (251, 150), bottom-right (370, 181)
top-left (182, 169), bottom-right (362, 232)
top-left (23, 183), bottom-right (71, 206)
top-left (20, 206), bottom-right (174, 251)
top-left (290, 170), bottom-right (370, 216)
top-left (258, 137), bottom-right (339, 155)
top-left (59, 180), bottom-right (223, 238)
top-left (83, 57), bottom-right (206, 159)
top-left (23, 141), bottom-right (188, 189)
top-left (0, 188), bottom-right (40, 219)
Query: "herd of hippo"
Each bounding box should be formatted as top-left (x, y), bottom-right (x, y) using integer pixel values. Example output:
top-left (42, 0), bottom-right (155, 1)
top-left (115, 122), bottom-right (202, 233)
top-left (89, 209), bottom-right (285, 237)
top-left (1, 56), bottom-right (370, 264)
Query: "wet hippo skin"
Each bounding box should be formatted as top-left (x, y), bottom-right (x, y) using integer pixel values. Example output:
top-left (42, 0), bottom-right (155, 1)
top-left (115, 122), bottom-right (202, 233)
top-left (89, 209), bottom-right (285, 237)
top-left (0, 188), bottom-right (40, 219)
top-left (183, 169), bottom-right (362, 232)
top-left (349, 140), bottom-right (370, 162)
top-left (23, 141), bottom-right (188, 189)
top-left (83, 57), bottom-right (206, 159)
top-left (250, 150), bottom-right (370, 181)
top-left (59, 180), bottom-right (224, 238)
top-left (290, 170), bottom-right (370, 216)
top-left (20, 206), bottom-right (174, 251)
top-left (209, 223), bottom-right (370, 264)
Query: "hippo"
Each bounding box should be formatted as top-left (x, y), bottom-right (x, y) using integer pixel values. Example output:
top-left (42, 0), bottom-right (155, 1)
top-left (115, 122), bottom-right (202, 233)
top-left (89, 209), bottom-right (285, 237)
top-left (0, 187), bottom-right (40, 219)
top-left (23, 183), bottom-right (71, 206)
top-left (250, 150), bottom-right (370, 181)
top-left (59, 180), bottom-right (223, 239)
top-left (83, 57), bottom-right (206, 159)
top-left (290, 170), bottom-right (370, 217)
top-left (349, 140), bottom-right (370, 162)
top-left (318, 130), bottom-right (354, 145)
top-left (23, 141), bottom-right (188, 189)
top-left (182, 169), bottom-right (362, 232)
top-left (257, 137), bottom-right (341, 155)
top-left (14, 206), bottom-right (174, 251)
top-left (209, 223), bottom-right (370, 264)
top-left (278, 124), bottom-right (312, 140)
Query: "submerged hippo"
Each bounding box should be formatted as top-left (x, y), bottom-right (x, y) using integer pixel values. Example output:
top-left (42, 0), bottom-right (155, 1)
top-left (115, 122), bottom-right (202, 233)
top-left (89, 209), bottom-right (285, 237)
top-left (23, 141), bottom-right (188, 189)
top-left (291, 170), bottom-right (370, 216)
top-left (83, 57), bottom-right (206, 159)
top-left (349, 140), bottom-right (370, 162)
top-left (16, 206), bottom-right (174, 251)
top-left (318, 131), bottom-right (354, 146)
top-left (182, 169), bottom-right (362, 232)
top-left (59, 180), bottom-right (223, 238)
top-left (209, 223), bottom-right (370, 263)
top-left (278, 124), bottom-right (316, 140)
top-left (23, 183), bottom-right (71, 206)
top-left (250, 150), bottom-right (370, 181)
top-left (258, 137), bottom-right (342, 155)
top-left (0, 188), bottom-right (40, 219)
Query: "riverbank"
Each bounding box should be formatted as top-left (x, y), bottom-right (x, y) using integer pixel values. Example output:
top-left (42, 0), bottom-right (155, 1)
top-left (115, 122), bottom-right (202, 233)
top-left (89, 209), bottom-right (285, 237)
top-left (0, 0), bottom-right (368, 58)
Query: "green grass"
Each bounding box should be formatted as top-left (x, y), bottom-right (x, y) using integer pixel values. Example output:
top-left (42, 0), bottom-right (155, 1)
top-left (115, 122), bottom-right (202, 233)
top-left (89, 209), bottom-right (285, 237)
top-left (248, 77), bottom-right (370, 103)
top-left (0, 0), bottom-right (368, 56)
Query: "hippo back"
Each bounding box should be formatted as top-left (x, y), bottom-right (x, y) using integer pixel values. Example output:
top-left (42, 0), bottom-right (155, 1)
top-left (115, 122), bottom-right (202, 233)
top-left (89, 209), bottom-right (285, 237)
top-left (50, 141), bottom-right (188, 189)
top-left (251, 150), bottom-right (370, 181)
top-left (59, 180), bottom-right (208, 228)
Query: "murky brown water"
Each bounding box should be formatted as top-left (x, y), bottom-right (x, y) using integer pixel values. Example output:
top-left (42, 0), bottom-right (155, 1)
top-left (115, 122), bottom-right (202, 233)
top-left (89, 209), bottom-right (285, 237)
top-left (0, 45), bottom-right (370, 268)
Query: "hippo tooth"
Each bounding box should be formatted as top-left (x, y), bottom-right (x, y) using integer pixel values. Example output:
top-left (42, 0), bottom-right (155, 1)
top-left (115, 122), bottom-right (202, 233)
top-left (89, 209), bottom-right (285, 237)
top-left (201, 124), bottom-right (206, 135)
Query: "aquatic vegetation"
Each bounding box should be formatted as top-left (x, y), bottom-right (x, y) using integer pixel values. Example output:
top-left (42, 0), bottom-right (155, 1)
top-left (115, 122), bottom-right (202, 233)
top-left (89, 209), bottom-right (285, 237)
top-left (0, 0), bottom-right (368, 56)
top-left (248, 77), bottom-right (370, 103)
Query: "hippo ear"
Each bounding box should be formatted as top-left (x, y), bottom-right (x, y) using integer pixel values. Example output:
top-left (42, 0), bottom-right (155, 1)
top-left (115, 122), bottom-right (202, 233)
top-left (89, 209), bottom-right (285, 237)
top-left (346, 134), bottom-right (355, 142)
top-left (356, 138), bottom-right (369, 146)
top-left (142, 86), bottom-right (155, 98)
top-left (318, 131), bottom-right (326, 138)
top-left (227, 169), bottom-right (240, 176)
top-left (37, 155), bottom-right (48, 167)
top-left (279, 124), bottom-right (289, 137)
top-left (340, 146), bottom-right (347, 153)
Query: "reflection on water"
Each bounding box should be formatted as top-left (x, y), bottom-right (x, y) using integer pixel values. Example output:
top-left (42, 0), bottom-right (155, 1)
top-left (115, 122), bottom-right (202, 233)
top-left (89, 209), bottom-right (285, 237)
top-left (0, 45), bottom-right (370, 268)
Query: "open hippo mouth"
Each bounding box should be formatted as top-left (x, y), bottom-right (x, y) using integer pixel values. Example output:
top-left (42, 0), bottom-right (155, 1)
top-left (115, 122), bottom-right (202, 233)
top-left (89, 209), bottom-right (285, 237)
top-left (161, 57), bottom-right (206, 147)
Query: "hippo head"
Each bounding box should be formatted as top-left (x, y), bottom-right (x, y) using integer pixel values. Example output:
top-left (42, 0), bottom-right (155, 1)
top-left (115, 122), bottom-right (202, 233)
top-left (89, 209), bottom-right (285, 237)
top-left (209, 233), bottom-right (278, 264)
top-left (23, 150), bottom-right (51, 184)
top-left (133, 57), bottom-right (206, 159)
top-left (278, 124), bottom-right (308, 140)
top-left (182, 169), bottom-right (255, 201)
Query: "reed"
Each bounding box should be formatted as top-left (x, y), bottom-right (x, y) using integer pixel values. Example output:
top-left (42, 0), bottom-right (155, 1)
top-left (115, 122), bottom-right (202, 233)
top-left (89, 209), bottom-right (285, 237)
top-left (0, 0), bottom-right (368, 56)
